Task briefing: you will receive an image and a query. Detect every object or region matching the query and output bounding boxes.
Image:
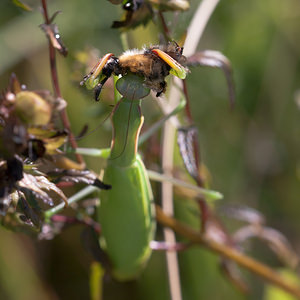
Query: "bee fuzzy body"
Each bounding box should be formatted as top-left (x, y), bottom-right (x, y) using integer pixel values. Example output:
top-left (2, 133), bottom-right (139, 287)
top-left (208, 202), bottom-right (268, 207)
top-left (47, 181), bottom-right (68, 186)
top-left (83, 42), bottom-right (188, 99)
top-left (117, 49), bottom-right (170, 95)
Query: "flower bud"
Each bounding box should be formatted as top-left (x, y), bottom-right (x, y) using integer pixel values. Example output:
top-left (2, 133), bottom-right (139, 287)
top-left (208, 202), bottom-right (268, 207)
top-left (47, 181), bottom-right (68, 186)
top-left (15, 91), bottom-right (52, 126)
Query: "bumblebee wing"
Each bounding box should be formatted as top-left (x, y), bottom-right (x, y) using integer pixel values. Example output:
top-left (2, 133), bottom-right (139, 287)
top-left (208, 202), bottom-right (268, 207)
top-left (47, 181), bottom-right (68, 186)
top-left (81, 53), bottom-right (114, 89)
top-left (151, 49), bottom-right (188, 79)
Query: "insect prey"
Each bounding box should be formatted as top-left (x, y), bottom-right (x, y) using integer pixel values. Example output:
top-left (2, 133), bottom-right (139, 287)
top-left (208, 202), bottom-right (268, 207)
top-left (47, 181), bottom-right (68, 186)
top-left (81, 41), bottom-right (189, 100)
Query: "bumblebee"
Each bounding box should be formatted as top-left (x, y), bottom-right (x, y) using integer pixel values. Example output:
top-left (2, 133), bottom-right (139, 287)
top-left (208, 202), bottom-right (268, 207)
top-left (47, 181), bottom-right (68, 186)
top-left (81, 42), bottom-right (188, 100)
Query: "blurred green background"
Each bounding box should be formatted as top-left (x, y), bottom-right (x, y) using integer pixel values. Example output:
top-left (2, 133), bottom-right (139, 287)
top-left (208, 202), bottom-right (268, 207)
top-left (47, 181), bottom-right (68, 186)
top-left (0, 0), bottom-right (300, 299)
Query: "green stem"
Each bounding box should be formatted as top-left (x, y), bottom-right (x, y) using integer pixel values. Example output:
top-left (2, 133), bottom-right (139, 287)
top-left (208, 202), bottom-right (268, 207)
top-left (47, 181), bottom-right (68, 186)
top-left (75, 147), bottom-right (111, 158)
top-left (90, 262), bottom-right (104, 300)
top-left (147, 170), bottom-right (222, 201)
top-left (120, 32), bottom-right (129, 51)
top-left (44, 185), bottom-right (98, 220)
top-left (139, 96), bottom-right (186, 145)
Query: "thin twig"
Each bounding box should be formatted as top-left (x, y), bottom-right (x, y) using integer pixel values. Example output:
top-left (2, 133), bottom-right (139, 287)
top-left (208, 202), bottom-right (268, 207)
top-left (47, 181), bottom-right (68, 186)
top-left (181, 80), bottom-right (203, 186)
top-left (158, 12), bottom-right (171, 41)
top-left (44, 185), bottom-right (98, 219)
top-left (147, 170), bottom-right (222, 200)
top-left (181, 0), bottom-right (222, 232)
top-left (182, 80), bottom-right (193, 122)
top-left (40, 0), bottom-right (84, 167)
top-left (156, 205), bottom-right (300, 299)
top-left (161, 22), bottom-right (183, 300)
top-left (160, 0), bottom-right (221, 298)
top-left (162, 114), bottom-right (182, 300)
top-left (183, 0), bottom-right (220, 57)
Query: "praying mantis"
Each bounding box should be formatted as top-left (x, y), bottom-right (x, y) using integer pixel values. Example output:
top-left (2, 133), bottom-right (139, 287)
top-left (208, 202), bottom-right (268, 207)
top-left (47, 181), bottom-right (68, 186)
top-left (79, 42), bottom-right (223, 280)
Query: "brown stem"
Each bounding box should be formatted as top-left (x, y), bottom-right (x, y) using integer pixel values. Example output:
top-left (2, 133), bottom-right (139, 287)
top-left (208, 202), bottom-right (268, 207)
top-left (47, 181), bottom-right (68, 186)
top-left (41, 0), bottom-right (49, 23)
top-left (158, 12), bottom-right (171, 41)
top-left (198, 198), bottom-right (208, 232)
top-left (182, 79), bottom-right (210, 233)
top-left (40, 0), bottom-right (84, 166)
top-left (182, 80), bottom-right (193, 122)
top-left (156, 205), bottom-right (300, 299)
top-left (182, 80), bottom-right (203, 186)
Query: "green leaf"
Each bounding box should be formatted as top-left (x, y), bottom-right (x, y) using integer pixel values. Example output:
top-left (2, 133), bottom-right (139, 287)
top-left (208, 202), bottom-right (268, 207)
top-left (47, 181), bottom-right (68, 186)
top-left (263, 269), bottom-right (300, 300)
top-left (12, 0), bottom-right (32, 11)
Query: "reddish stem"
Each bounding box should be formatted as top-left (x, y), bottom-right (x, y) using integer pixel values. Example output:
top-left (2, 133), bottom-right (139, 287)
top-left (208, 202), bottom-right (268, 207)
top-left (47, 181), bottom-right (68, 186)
top-left (182, 79), bottom-right (209, 231)
top-left (41, 0), bottom-right (49, 23)
top-left (182, 80), bottom-right (193, 122)
top-left (158, 12), bottom-right (171, 41)
top-left (182, 80), bottom-right (203, 185)
top-left (182, 83), bottom-right (232, 241)
top-left (41, 0), bottom-right (84, 166)
top-left (198, 199), bottom-right (209, 232)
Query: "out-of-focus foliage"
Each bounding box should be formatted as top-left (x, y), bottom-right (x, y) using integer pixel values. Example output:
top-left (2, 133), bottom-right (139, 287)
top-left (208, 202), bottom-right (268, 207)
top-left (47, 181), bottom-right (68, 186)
top-left (264, 269), bottom-right (300, 300)
top-left (0, 74), bottom-right (67, 230)
top-left (0, 72), bottom-right (112, 242)
top-left (108, 0), bottom-right (189, 29)
top-left (0, 0), bottom-right (300, 299)
top-left (12, 0), bottom-right (32, 12)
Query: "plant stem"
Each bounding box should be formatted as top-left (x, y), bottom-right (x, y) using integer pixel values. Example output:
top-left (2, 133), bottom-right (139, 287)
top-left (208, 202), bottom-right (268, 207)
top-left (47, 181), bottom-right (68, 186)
top-left (75, 147), bottom-right (111, 158)
top-left (40, 0), bottom-right (84, 166)
top-left (183, 0), bottom-right (220, 57)
top-left (139, 95), bottom-right (186, 145)
top-left (147, 170), bottom-right (222, 200)
top-left (158, 11), bottom-right (171, 41)
top-left (162, 85), bottom-right (182, 300)
top-left (182, 80), bottom-right (202, 184)
top-left (159, 15), bottom-right (183, 300)
top-left (160, 0), bottom-right (221, 297)
top-left (44, 185), bottom-right (98, 219)
top-left (156, 205), bottom-right (300, 299)
top-left (90, 262), bottom-right (104, 300)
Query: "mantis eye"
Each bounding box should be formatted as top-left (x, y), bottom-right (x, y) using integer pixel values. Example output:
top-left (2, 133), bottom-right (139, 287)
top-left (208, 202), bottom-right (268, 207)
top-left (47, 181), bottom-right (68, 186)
top-left (151, 49), bottom-right (188, 79)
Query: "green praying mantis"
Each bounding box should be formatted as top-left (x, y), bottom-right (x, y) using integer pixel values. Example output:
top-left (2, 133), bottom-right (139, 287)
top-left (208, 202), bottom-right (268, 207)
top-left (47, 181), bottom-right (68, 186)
top-left (77, 42), bottom-right (224, 281)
